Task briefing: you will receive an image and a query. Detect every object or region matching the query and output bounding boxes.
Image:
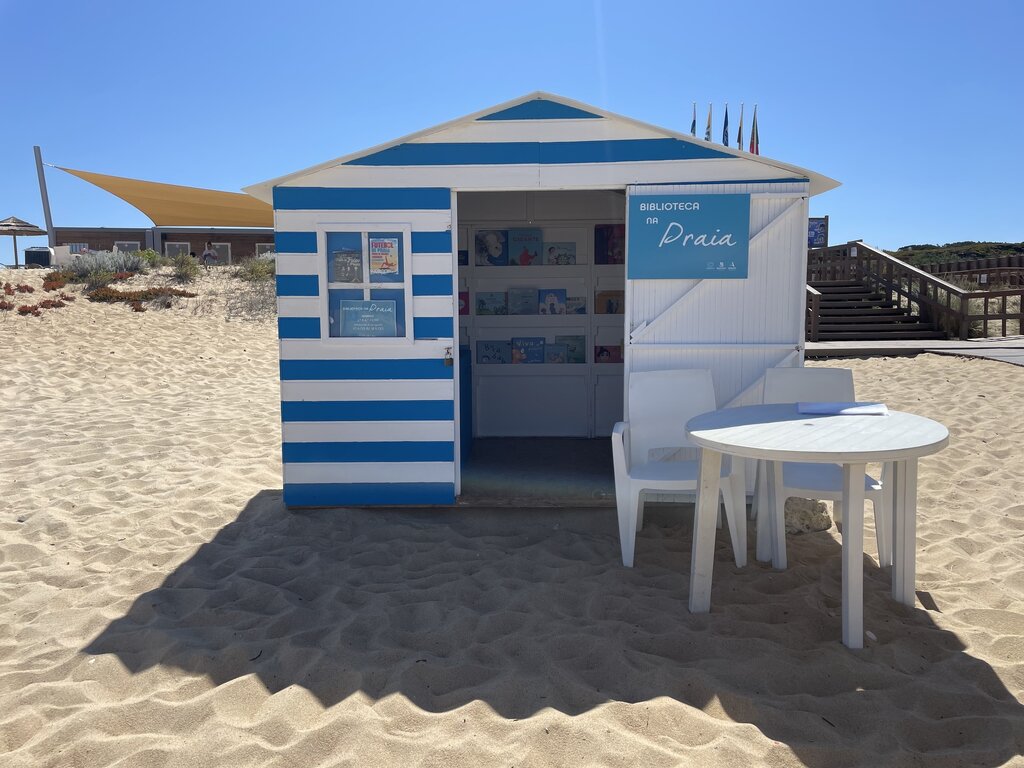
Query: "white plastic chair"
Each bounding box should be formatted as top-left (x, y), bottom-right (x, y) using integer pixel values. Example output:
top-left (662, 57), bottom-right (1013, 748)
top-left (757, 367), bottom-right (891, 568)
top-left (611, 369), bottom-right (747, 568)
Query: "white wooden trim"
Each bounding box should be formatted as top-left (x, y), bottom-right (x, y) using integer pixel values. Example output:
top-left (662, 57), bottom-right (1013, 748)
top-left (279, 339), bottom-right (448, 360)
top-left (277, 210), bottom-right (450, 231)
top-left (283, 421), bottom-right (454, 443)
top-left (284, 462), bottom-right (455, 485)
top-left (280, 380), bottom-right (454, 401)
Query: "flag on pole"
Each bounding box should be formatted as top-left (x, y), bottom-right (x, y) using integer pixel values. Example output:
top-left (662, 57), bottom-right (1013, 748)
top-left (737, 103), bottom-right (744, 152)
top-left (722, 103), bottom-right (729, 146)
top-left (690, 102), bottom-right (696, 136)
top-left (704, 103), bottom-right (712, 141)
top-left (749, 104), bottom-right (759, 155)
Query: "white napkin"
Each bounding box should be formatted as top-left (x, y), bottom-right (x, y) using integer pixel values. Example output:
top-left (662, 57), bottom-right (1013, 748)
top-left (796, 401), bottom-right (889, 416)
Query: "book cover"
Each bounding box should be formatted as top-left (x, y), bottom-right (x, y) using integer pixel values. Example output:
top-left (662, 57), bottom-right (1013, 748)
top-left (475, 230), bottom-right (508, 266)
top-left (511, 337), bottom-right (545, 364)
top-left (330, 249), bottom-right (363, 283)
top-left (458, 291), bottom-right (469, 315)
top-left (594, 224), bottom-right (625, 265)
top-left (458, 249), bottom-right (470, 266)
top-left (477, 340), bottom-right (511, 364)
top-left (543, 242), bottom-right (576, 265)
top-left (566, 296), bottom-right (587, 314)
top-left (508, 228), bottom-right (543, 266)
top-left (544, 343), bottom-right (568, 364)
top-left (508, 286), bottom-right (539, 315)
top-left (537, 288), bottom-right (567, 315)
top-left (594, 290), bottom-right (624, 314)
top-left (594, 344), bottom-right (623, 364)
top-left (475, 291), bottom-right (508, 315)
top-left (554, 335), bottom-right (586, 364)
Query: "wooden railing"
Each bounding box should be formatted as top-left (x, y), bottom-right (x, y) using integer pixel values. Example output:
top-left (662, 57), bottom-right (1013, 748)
top-left (807, 241), bottom-right (1024, 340)
top-left (806, 285), bottom-right (821, 342)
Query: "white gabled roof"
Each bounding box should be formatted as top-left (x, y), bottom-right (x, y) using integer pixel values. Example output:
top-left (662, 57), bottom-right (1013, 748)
top-left (243, 91), bottom-right (838, 202)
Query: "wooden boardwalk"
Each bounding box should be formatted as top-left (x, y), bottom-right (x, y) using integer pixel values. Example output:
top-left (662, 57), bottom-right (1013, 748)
top-left (806, 338), bottom-right (1024, 366)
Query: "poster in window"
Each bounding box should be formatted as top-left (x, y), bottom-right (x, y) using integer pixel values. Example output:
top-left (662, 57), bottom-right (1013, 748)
top-left (339, 299), bottom-right (398, 337)
top-left (369, 237), bottom-right (400, 277)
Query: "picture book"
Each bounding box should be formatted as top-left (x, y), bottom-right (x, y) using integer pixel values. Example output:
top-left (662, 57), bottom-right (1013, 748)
top-left (511, 337), bottom-right (545, 364)
top-left (458, 249), bottom-right (469, 266)
top-left (477, 340), bottom-right (511, 364)
top-left (458, 291), bottom-right (469, 315)
top-left (594, 290), bottom-right (624, 314)
top-left (543, 242), bottom-right (577, 265)
top-left (508, 286), bottom-right (539, 315)
top-left (475, 230), bottom-right (508, 266)
top-left (594, 344), bottom-right (623, 364)
top-left (566, 296), bottom-right (587, 314)
top-left (508, 228), bottom-right (543, 266)
top-left (537, 288), bottom-right (567, 315)
top-left (594, 224), bottom-right (625, 265)
top-left (554, 335), bottom-right (586, 364)
top-left (544, 343), bottom-right (568, 364)
top-left (475, 291), bottom-right (508, 315)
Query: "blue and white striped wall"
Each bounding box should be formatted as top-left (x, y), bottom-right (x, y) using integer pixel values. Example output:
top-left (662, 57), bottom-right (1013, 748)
top-left (274, 187), bottom-right (456, 507)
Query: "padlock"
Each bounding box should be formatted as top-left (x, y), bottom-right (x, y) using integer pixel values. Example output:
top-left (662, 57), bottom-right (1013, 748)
top-left (443, 347), bottom-right (454, 367)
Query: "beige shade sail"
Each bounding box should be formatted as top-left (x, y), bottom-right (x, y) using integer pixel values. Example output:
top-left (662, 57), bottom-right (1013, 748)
top-left (58, 167), bottom-right (273, 227)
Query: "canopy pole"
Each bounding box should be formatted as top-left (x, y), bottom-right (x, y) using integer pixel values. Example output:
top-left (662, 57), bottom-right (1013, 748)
top-left (34, 146), bottom-right (55, 247)
top-left (12, 233), bottom-right (17, 268)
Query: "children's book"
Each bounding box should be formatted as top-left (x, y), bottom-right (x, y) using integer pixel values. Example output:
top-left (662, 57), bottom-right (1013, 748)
top-left (594, 345), bottom-right (623, 364)
top-left (477, 340), bottom-right (511, 364)
top-left (544, 343), bottom-right (568, 364)
top-left (594, 290), bottom-right (624, 314)
top-left (566, 296), bottom-right (587, 314)
top-left (458, 291), bottom-right (469, 315)
top-left (543, 242), bottom-right (576, 265)
top-left (475, 291), bottom-right (508, 315)
top-left (458, 249), bottom-right (469, 266)
top-left (511, 337), bottom-right (545, 364)
top-left (554, 335), bottom-right (586, 364)
top-left (508, 286), bottom-right (539, 315)
top-left (594, 224), bottom-right (625, 264)
top-left (537, 288), bottom-right (567, 315)
top-left (475, 230), bottom-right (508, 266)
top-left (508, 229), bottom-right (543, 266)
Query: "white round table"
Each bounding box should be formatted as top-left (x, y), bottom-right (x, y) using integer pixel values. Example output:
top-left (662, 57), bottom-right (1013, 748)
top-left (685, 403), bottom-right (949, 649)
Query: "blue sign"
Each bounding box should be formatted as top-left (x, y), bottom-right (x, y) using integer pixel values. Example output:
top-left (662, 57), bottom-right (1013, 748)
top-left (339, 299), bottom-right (398, 337)
top-left (627, 194), bottom-right (750, 279)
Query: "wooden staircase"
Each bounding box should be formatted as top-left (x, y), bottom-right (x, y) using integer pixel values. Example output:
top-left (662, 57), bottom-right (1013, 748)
top-left (808, 279), bottom-right (947, 341)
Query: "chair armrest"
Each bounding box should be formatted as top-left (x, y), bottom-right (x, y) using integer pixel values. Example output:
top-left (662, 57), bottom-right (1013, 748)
top-left (611, 422), bottom-right (629, 475)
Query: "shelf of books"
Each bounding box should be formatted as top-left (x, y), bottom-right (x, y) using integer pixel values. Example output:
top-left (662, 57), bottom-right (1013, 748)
top-left (457, 220), bottom-right (625, 438)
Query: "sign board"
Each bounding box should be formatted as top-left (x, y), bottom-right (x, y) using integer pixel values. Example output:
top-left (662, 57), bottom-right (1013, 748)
top-left (339, 299), bottom-right (398, 337)
top-left (808, 216), bottom-right (829, 248)
top-left (627, 194), bottom-right (750, 279)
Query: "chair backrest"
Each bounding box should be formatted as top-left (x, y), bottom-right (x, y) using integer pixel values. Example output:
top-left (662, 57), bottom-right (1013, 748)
top-left (762, 367), bottom-right (855, 404)
top-left (627, 369), bottom-right (717, 465)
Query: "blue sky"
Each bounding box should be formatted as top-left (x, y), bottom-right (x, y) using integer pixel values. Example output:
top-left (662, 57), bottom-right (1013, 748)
top-left (1, 0), bottom-right (1021, 261)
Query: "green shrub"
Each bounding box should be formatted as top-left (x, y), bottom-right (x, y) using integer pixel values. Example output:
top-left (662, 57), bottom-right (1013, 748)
top-left (172, 253), bottom-right (200, 283)
top-left (138, 248), bottom-right (165, 268)
top-left (85, 269), bottom-right (116, 290)
top-left (68, 250), bottom-right (144, 279)
top-left (235, 255), bottom-right (276, 282)
top-left (87, 286), bottom-right (197, 304)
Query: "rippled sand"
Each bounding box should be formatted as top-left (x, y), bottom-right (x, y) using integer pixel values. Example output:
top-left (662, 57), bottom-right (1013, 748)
top-left (1, 268), bottom-right (1023, 767)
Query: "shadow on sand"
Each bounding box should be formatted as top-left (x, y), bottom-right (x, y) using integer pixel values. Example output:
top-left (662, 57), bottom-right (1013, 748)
top-left (85, 491), bottom-right (1024, 766)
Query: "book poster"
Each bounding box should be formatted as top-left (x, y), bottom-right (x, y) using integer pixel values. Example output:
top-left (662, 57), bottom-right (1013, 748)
top-left (339, 299), bottom-right (398, 337)
top-left (475, 230), bottom-right (508, 266)
top-left (555, 335), bottom-right (586, 364)
top-left (543, 242), bottom-right (576, 265)
top-left (545, 343), bottom-right (568, 364)
top-left (458, 291), bottom-right (469, 315)
top-left (594, 224), bottom-right (625, 264)
top-left (508, 229), bottom-right (543, 266)
top-left (566, 297), bottom-right (587, 314)
top-left (538, 289), bottom-right (567, 315)
top-left (330, 249), bottom-right (363, 283)
top-left (595, 290), bottom-right (624, 314)
top-left (594, 345), bottom-right (623, 364)
top-left (476, 291), bottom-right (508, 315)
top-left (477, 340), bottom-right (511, 364)
top-left (511, 337), bottom-right (545, 364)
top-left (508, 286), bottom-right (539, 315)
top-left (369, 237), bottom-right (399, 278)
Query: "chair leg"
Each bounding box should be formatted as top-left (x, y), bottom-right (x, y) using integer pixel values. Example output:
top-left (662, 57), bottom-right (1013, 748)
top-left (722, 463), bottom-right (747, 568)
top-left (618, 487), bottom-right (641, 567)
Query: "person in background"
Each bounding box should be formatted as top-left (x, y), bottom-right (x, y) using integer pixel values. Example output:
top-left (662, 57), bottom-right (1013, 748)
top-left (201, 242), bottom-right (217, 271)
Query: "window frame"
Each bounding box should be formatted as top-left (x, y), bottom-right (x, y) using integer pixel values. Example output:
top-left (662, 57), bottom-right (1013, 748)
top-left (113, 240), bottom-right (141, 253)
top-left (316, 223), bottom-right (414, 345)
top-left (212, 242), bottom-right (231, 264)
top-left (165, 242), bottom-right (190, 258)
top-left (255, 242), bottom-right (275, 258)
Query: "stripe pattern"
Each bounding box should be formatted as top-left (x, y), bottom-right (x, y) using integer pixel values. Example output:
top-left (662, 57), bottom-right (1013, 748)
top-left (274, 186), bottom-right (456, 508)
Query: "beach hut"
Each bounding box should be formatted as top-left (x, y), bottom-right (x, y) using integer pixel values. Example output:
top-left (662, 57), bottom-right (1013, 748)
top-left (243, 92), bottom-right (838, 508)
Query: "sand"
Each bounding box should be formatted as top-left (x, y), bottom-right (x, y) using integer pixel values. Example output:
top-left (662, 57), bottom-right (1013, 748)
top-left (2, 267), bottom-right (1024, 767)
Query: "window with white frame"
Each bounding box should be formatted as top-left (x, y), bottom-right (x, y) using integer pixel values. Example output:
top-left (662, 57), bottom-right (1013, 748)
top-left (255, 242), bottom-right (275, 258)
top-left (324, 227), bottom-right (411, 340)
top-left (165, 242), bottom-right (190, 258)
top-left (114, 241), bottom-right (141, 253)
top-left (212, 243), bottom-right (231, 264)
top-left (67, 243), bottom-right (89, 254)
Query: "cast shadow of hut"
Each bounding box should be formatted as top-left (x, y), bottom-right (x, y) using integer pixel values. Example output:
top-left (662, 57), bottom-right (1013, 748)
top-left (84, 491), bottom-right (1024, 766)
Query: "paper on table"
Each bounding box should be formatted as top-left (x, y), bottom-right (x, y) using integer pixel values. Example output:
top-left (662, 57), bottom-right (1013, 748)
top-left (796, 401), bottom-right (889, 416)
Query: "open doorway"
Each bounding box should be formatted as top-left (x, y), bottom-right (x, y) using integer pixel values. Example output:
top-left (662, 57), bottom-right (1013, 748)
top-left (454, 190), bottom-right (626, 504)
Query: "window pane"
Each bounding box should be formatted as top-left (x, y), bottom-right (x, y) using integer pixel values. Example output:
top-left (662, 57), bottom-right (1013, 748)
top-left (370, 288), bottom-right (406, 337)
top-left (368, 231), bottom-right (403, 283)
top-left (327, 232), bottom-right (363, 283)
top-left (328, 288), bottom-right (365, 337)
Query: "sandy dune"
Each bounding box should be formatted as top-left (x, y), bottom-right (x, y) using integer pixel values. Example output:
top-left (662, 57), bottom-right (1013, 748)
top-left (1, 267), bottom-right (1023, 767)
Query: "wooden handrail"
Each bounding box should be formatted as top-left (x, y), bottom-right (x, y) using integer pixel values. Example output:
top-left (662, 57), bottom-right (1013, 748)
top-left (805, 284), bottom-right (821, 342)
